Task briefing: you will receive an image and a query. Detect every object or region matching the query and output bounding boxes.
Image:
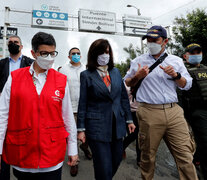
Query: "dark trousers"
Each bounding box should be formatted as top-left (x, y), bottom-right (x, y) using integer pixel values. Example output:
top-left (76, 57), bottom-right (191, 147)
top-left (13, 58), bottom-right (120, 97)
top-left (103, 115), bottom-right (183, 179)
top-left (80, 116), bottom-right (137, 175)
top-left (13, 167), bottom-right (62, 180)
top-left (0, 159), bottom-right (10, 180)
top-left (88, 138), bottom-right (123, 180)
top-left (192, 110), bottom-right (207, 179)
top-left (123, 111), bottom-right (141, 162)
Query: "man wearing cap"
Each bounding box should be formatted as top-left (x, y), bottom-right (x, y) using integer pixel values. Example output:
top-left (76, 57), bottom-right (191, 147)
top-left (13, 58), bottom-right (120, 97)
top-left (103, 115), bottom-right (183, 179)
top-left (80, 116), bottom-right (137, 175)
top-left (181, 43), bottom-right (207, 179)
top-left (124, 25), bottom-right (198, 180)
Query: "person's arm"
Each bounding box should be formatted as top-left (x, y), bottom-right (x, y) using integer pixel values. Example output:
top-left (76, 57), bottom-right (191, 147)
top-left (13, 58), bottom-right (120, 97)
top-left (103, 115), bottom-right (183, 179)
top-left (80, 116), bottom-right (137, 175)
top-left (175, 76), bottom-right (187, 88)
top-left (0, 75), bottom-right (12, 170)
top-left (124, 58), bottom-right (149, 87)
top-left (120, 76), bottom-right (136, 133)
top-left (62, 82), bottom-right (78, 166)
top-left (160, 62), bottom-right (192, 89)
top-left (77, 72), bottom-right (88, 143)
top-left (125, 64), bottom-right (149, 87)
top-left (177, 61), bottom-right (192, 90)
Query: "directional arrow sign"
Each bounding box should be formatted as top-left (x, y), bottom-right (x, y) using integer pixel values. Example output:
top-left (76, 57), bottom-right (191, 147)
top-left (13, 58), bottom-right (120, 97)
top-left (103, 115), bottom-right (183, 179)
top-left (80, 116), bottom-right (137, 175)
top-left (123, 14), bottom-right (152, 37)
top-left (124, 27), bottom-right (147, 37)
top-left (96, 26), bottom-right (101, 31)
top-left (79, 9), bottom-right (116, 33)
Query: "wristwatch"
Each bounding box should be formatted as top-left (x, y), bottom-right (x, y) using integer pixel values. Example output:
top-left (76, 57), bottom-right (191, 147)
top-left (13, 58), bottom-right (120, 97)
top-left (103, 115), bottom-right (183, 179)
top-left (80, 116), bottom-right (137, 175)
top-left (172, 72), bottom-right (181, 80)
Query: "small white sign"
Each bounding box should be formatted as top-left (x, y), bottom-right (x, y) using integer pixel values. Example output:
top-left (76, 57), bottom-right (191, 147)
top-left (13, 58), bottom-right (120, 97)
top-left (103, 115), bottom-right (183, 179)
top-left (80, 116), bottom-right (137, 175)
top-left (123, 14), bottom-right (152, 37)
top-left (32, 4), bottom-right (68, 29)
top-left (79, 9), bottom-right (116, 33)
top-left (124, 21), bottom-right (151, 29)
top-left (123, 15), bottom-right (151, 22)
top-left (124, 27), bottom-right (147, 37)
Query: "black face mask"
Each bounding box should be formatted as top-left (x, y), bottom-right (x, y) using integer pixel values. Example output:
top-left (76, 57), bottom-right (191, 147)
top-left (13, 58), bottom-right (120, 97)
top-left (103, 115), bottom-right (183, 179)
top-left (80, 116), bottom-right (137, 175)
top-left (8, 43), bottom-right (20, 55)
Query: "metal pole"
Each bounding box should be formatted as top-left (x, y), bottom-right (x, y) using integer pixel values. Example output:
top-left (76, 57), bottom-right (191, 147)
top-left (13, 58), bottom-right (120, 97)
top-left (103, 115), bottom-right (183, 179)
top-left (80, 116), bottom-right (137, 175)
top-left (141, 38), bottom-right (144, 54)
top-left (3, 7), bottom-right (10, 58)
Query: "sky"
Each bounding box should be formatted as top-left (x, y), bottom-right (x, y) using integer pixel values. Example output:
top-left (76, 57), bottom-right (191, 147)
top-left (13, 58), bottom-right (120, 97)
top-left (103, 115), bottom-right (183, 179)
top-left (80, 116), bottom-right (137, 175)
top-left (0, 0), bottom-right (206, 68)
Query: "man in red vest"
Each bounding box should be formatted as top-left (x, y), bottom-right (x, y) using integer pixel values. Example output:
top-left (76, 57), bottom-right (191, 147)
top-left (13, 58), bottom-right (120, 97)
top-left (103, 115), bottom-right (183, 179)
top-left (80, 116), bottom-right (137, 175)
top-left (0, 32), bottom-right (78, 180)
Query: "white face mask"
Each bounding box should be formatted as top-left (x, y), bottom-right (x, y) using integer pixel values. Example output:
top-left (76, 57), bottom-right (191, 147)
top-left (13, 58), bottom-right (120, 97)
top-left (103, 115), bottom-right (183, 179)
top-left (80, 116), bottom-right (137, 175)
top-left (147, 42), bottom-right (163, 55)
top-left (36, 55), bottom-right (54, 70)
top-left (97, 53), bottom-right (110, 66)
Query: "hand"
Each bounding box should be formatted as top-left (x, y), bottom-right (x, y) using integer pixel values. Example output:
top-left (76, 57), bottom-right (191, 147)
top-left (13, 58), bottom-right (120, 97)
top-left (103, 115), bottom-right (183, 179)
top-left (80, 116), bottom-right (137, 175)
top-left (67, 155), bottom-right (78, 166)
top-left (159, 65), bottom-right (177, 78)
top-left (128, 123), bottom-right (136, 134)
top-left (135, 64), bottom-right (149, 79)
top-left (77, 131), bottom-right (86, 143)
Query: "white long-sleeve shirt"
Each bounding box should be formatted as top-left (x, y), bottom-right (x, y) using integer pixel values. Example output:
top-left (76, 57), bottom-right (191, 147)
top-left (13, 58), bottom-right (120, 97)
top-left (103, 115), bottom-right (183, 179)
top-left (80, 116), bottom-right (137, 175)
top-left (59, 63), bottom-right (85, 113)
top-left (0, 63), bottom-right (77, 173)
top-left (124, 51), bottom-right (193, 104)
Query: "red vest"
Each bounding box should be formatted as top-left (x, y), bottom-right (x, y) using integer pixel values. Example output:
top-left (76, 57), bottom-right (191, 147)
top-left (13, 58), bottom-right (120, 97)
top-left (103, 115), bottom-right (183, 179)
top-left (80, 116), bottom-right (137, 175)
top-left (2, 67), bottom-right (69, 168)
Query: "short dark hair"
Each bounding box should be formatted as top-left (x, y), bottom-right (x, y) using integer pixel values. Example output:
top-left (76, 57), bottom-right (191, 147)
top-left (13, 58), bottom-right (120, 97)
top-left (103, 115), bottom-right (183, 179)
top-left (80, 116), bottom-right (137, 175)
top-left (8, 35), bottom-right (22, 44)
top-left (32, 32), bottom-right (56, 52)
top-left (69, 47), bottom-right (80, 56)
top-left (87, 39), bottom-right (114, 71)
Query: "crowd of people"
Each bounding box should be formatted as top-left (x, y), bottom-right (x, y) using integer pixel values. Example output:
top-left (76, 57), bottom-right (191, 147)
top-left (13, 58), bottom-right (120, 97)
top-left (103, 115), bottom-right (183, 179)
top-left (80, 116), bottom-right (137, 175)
top-left (0, 25), bottom-right (206, 180)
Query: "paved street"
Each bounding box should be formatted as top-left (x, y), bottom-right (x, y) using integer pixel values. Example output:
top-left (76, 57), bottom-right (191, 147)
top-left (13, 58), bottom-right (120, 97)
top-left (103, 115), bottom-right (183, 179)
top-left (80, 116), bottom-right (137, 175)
top-left (11, 140), bottom-right (180, 180)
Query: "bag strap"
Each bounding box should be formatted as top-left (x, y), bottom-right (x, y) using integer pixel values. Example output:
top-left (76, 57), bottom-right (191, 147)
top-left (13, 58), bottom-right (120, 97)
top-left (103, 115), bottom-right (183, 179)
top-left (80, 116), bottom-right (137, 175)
top-left (132, 53), bottom-right (168, 101)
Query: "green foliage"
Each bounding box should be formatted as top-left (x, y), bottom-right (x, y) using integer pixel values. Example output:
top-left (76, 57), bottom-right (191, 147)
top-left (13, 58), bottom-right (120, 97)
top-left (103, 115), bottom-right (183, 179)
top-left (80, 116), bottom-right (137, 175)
top-left (170, 8), bottom-right (207, 64)
top-left (115, 43), bottom-right (141, 77)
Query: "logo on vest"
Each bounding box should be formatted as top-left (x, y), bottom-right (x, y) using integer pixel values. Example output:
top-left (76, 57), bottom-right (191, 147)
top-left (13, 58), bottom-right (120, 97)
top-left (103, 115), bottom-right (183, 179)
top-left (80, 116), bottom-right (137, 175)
top-left (195, 72), bottom-right (207, 80)
top-left (52, 90), bottom-right (62, 102)
top-left (55, 90), bottom-right (60, 97)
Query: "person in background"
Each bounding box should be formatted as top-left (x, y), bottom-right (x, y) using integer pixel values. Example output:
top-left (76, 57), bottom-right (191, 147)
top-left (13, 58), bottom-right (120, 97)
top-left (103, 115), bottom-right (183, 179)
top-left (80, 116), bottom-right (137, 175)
top-left (0, 35), bottom-right (33, 180)
top-left (0, 32), bottom-right (78, 180)
top-left (59, 47), bottom-right (92, 177)
top-left (181, 43), bottom-right (207, 179)
top-left (125, 25), bottom-right (198, 180)
top-left (0, 35), bottom-right (34, 93)
top-left (122, 78), bottom-right (141, 166)
top-left (77, 39), bottom-right (135, 180)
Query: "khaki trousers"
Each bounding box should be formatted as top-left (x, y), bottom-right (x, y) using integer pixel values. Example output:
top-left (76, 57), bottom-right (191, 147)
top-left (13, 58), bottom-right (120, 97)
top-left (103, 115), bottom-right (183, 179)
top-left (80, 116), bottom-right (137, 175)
top-left (137, 103), bottom-right (198, 180)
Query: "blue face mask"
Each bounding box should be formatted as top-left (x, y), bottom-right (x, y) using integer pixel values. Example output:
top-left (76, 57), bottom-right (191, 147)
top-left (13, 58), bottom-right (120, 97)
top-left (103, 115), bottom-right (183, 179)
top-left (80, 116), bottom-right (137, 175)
top-left (71, 54), bottom-right (81, 63)
top-left (188, 55), bottom-right (202, 65)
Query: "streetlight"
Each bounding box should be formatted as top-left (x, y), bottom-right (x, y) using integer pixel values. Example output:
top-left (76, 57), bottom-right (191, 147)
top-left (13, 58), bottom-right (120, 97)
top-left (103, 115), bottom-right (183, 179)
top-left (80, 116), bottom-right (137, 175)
top-left (127, 4), bottom-right (143, 53)
top-left (127, 5), bottom-right (141, 16)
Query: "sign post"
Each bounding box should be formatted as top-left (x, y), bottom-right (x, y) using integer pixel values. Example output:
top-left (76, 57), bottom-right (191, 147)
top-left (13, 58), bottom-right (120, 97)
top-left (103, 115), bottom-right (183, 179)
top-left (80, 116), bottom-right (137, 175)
top-left (2, 7), bottom-right (10, 58)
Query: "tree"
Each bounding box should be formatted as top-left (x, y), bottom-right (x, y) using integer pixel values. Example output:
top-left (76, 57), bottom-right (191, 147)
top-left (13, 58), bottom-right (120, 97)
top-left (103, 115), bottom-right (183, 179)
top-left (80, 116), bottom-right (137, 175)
top-left (115, 43), bottom-right (141, 77)
top-left (170, 8), bottom-right (207, 64)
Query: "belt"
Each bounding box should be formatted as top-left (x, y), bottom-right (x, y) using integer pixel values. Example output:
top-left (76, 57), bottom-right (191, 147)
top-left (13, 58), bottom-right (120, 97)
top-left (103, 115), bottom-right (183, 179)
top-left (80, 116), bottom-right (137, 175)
top-left (138, 102), bottom-right (176, 109)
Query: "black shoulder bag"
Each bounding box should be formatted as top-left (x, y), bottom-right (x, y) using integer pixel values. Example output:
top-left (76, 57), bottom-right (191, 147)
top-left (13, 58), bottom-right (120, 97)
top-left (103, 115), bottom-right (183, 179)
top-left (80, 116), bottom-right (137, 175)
top-left (131, 53), bottom-right (168, 101)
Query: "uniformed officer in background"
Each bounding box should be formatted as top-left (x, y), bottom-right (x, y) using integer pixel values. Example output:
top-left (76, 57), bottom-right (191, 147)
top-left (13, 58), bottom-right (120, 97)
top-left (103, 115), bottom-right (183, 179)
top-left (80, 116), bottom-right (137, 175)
top-left (182, 43), bottom-right (207, 179)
